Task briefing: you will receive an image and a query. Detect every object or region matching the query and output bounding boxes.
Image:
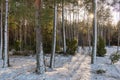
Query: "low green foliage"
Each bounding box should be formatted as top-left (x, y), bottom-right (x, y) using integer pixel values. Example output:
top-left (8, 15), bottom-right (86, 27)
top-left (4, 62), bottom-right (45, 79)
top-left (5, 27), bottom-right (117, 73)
top-left (56, 45), bottom-right (61, 52)
top-left (66, 38), bottom-right (78, 55)
top-left (14, 40), bottom-right (21, 51)
top-left (97, 37), bottom-right (106, 57)
top-left (110, 52), bottom-right (120, 64)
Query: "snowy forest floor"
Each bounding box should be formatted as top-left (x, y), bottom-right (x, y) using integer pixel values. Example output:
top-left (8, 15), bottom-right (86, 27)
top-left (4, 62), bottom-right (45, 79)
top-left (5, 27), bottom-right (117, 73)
top-left (0, 46), bottom-right (120, 80)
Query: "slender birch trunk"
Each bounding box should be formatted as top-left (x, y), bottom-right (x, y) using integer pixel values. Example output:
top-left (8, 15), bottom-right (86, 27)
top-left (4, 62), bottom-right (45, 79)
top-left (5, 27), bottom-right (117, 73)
top-left (62, 0), bottom-right (66, 54)
top-left (3, 0), bottom-right (9, 67)
top-left (91, 0), bottom-right (97, 64)
top-left (117, 8), bottom-right (120, 52)
top-left (50, 0), bottom-right (57, 68)
top-left (0, 2), bottom-right (3, 60)
top-left (35, 0), bottom-right (45, 74)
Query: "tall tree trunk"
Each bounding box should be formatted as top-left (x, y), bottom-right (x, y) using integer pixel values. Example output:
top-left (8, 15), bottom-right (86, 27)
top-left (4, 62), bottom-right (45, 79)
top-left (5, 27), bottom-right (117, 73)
top-left (19, 20), bottom-right (22, 51)
top-left (108, 27), bottom-right (111, 46)
top-left (69, 9), bottom-right (72, 40)
top-left (24, 19), bottom-right (27, 48)
top-left (82, 9), bottom-right (86, 49)
top-left (0, 2), bottom-right (3, 60)
top-left (77, 9), bottom-right (80, 47)
top-left (117, 27), bottom-right (120, 52)
top-left (91, 0), bottom-right (97, 64)
top-left (62, 0), bottom-right (66, 54)
top-left (104, 27), bottom-right (106, 45)
top-left (87, 16), bottom-right (91, 53)
top-left (117, 7), bottom-right (120, 52)
top-left (50, 0), bottom-right (57, 68)
top-left (3, 0), bottom-right (9, 67)
top-left (35, 0), bottom-right (45, 74)
top-left (72, 6), bottom-right (75, 39)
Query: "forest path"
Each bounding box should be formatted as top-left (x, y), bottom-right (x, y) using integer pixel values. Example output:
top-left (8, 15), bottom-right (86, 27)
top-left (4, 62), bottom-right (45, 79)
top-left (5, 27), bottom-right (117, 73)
top-left (0, 47), bottom-right (120, 80)
top-left (45, 52), bottom-right (92, 80)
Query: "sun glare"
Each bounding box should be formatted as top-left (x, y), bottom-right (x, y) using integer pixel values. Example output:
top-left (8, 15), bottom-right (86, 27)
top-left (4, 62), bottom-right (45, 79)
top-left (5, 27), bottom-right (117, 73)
top-left (89, 13), bottom-right (94, 19)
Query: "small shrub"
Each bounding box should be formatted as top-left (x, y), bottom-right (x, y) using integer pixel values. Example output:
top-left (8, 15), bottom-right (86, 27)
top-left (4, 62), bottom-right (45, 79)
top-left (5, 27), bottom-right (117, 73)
top-left (13, 40), bottom-right (21, 51)
top-left (97, 37), bottom-right (106, 57)
top-left (96, 69), bottom-right (106, 74)
top-left (56, 45), bottom-right (61, 53)
top-left (110, 52), bottom-right (120, 64)
top-left (66, 39), bottom-right (77, 55)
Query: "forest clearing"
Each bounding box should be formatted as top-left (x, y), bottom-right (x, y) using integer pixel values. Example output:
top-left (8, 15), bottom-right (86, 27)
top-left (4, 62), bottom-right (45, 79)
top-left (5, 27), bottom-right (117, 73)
top-left (0, 0), bottom-right (120, 80)
top-left (0, 47), bottom-right (120, 80)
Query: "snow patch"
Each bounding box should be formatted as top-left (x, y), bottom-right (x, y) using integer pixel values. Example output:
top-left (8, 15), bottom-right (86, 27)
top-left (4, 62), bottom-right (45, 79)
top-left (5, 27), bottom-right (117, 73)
top-left (0, 46), bottom-right (120, 80)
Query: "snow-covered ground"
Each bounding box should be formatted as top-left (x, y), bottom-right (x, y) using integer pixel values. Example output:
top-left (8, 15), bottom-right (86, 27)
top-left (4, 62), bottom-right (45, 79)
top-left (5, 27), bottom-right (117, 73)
top-left (0, 46), bottom-right (120, 80)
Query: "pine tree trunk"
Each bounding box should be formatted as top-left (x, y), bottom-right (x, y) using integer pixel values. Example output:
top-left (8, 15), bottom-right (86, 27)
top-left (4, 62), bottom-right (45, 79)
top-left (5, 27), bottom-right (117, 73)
top-left (117, 27), bottom-right (120, 52)
top-left (35, 0), bottom-right (45, 74)
top-left (0, 2), bottom-right (3, 60)
top-left (87, 17), bottom-right (91, 53)
top-left (3, 0), bottom-right (9, 68)
top-left (117, 5), bottom-right (120, 52)
top-left (50, 0), bottom-right (57, 68)
top-left (91, 0), bottom-right (97, 64)
top-left (0, 1), bottom-right (3, 68)
top-left (62, 0), bottom-right (66, 54)
top-left (19, 20), bottom-right (22, 51)
top-left (24, 19), bottom-right (27, 48)
top-left (108, 28), bottom-right (111, 46)
top-left (77, 10), bottom-right (80, 47)
top-left (69, 10), bottom-right (72, 40)
top-left (73, 7), bottom-right (75, 39)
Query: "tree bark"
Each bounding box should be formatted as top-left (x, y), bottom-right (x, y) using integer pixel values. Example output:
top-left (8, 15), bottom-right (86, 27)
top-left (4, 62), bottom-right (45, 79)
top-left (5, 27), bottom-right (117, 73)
top-left (0, 2), bottom-right (3, 60)
top-left (87, 16), bottom-right (91, 53)
top-left (24, 19), bottom-right (27, 48)
top-left (62, 0), bottom-right (66, 54)
top-left (108, 27), bottom-right (111, 46)
top-left (35, 0), bottom-right (45, 74)
top-left (19, 20), bottom-right (22, 51)
top-left (50, 0), bottom-right (57, 69)
top-left (117, 27), bottom-right (120, 52)
top-left (3, 0), bottom-right (9, 68)
top-left (91, 0), bottom-right (97, 64)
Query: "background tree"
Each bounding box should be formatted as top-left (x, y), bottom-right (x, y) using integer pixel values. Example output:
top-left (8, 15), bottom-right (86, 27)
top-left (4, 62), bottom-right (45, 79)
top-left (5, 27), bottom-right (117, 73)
top-left (3, 0), bottom-right (9, 68)
top-left (91, 0), bottom-right (97, 64)
top-left (62, 0), bottom-right (67, 54)
top-left (35, 0), bottom-right (45, 74)
top-left (0, 0), bottom-right (3, 60)
top-left (50, 0), bottom-right (57, 69)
